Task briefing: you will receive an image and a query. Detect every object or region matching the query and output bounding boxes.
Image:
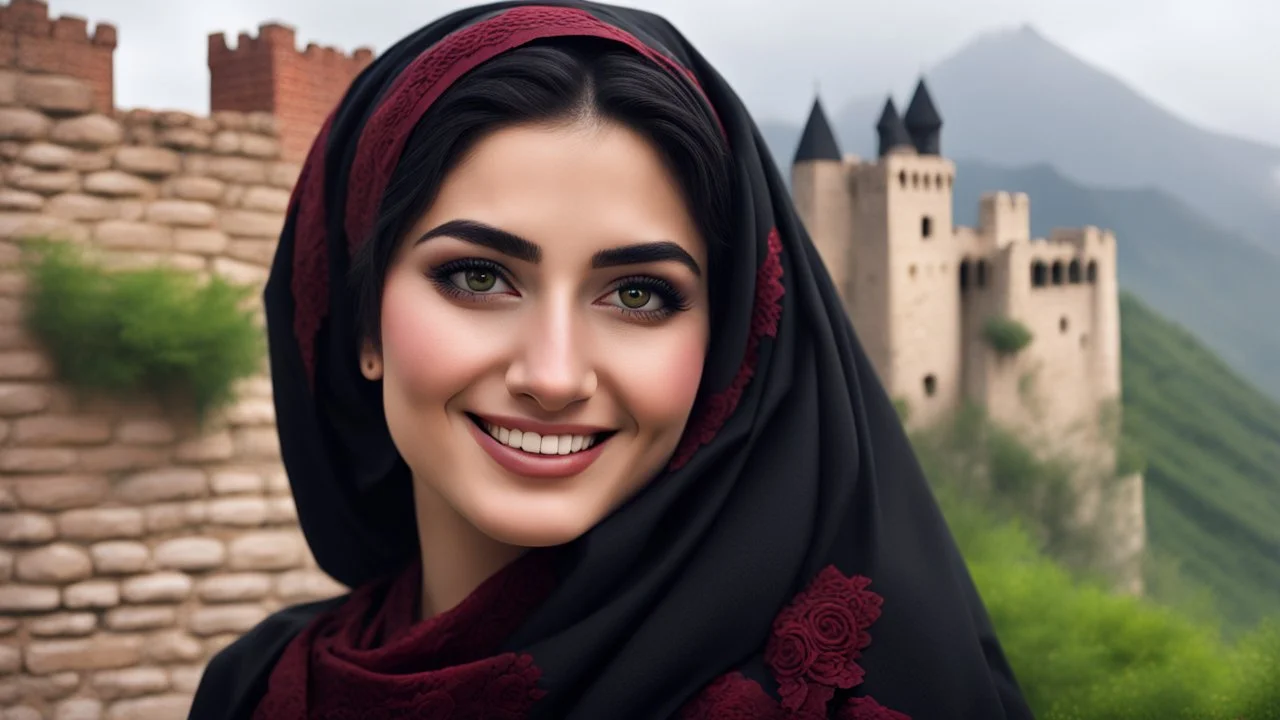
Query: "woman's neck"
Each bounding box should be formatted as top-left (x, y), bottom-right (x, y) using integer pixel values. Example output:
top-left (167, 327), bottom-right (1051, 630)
top-left (412, 481), bottom-right (525, 621)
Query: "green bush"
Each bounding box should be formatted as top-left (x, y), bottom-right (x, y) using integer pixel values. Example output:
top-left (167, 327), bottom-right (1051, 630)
top-left (919, 416), bottom-right (1280, 718)
top-left (22, 241), bottom-right (263, 419)
top-left (983, 316), bottom-right (1034, 355)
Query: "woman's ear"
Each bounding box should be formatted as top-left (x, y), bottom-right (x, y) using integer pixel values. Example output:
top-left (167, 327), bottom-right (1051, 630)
top-left (360, 339), bottom-right (384, 381)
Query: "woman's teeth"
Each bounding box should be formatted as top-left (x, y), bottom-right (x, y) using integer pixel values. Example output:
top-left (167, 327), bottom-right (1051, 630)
top-left (483, 422), bottom-right (598, 455)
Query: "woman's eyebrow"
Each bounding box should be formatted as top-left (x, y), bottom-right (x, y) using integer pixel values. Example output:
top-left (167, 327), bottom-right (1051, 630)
top-left (416, 219), bottom-right (700, 276)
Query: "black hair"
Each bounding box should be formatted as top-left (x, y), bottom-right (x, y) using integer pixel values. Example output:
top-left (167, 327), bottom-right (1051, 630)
top-left (350, 39), bottom-right (733, 347)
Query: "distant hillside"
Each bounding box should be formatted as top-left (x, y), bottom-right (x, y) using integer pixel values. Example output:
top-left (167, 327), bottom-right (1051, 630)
top-left (827, 26), bottom-right (1280, 255)
top-left (757, 124), bottom-right (1280, 402)
top-left (1119, 293), bottom-right (1280, 628)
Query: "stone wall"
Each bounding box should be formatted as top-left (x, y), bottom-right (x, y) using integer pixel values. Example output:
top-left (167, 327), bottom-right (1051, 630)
top-left (0, 0), bottom-right (116, 115)
top-left (0, 70), bottom-right (345, 720)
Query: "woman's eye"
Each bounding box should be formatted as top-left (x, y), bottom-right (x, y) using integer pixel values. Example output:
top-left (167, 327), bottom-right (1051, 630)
top-left (452, 269), bottom-right (507, 294)
top-left (610, 286), bottom-right (663, 312)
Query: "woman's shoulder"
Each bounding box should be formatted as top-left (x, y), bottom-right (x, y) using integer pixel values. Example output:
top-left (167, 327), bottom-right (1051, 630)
top-left (188, 594), bottom-right (349, 720)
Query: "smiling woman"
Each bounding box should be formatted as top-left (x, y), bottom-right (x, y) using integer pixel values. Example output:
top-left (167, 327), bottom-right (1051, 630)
top-left (188, 3), bottom-right (1034, 720)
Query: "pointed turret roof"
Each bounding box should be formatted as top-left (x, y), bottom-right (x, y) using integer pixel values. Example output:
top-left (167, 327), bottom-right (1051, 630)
top-left (903, 79), bottom-right (942, 132)
top-left (794, 97), bottom-right (841, 164)
top-left (875, 97), bottom-right (912, 156)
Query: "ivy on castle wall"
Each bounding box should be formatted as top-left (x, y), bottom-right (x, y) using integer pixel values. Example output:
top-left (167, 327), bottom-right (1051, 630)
top-left (983, 315), bottom-right (1034, 355)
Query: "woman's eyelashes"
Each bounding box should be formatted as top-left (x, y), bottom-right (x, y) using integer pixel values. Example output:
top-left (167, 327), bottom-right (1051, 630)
top-left (426, 258), bottom-right (692, 321)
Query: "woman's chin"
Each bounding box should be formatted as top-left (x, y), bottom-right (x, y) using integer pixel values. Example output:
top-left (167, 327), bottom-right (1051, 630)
top-left (467, 500), bottom-right (601, 549)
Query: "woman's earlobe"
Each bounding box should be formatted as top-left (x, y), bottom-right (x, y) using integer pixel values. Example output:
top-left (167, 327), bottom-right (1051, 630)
top-left (360, 342), bottom-right (384, 380)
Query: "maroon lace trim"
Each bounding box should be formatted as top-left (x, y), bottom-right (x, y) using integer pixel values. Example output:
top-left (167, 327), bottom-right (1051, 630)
top-left (251, 551), bottom-right (556, 720)
top-left (289, 6), bottom-right (717, 385)
top-left (669, 227), bottom-right (785, 470)
top-left (677, 565), bottom-right (910, 719)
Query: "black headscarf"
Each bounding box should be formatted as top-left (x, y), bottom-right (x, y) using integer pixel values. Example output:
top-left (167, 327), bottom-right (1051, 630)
top-left (192, 3), bottom-right (1034, 718)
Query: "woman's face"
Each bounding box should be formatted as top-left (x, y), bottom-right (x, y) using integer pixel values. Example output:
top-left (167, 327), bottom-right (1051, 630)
top-left (363, 119), bottom-right (710, 548)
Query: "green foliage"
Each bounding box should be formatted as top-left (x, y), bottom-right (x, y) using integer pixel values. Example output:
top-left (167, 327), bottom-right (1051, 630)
top-left (22, 241), bottom-right (263, 419)
top-left (983, 316), bottom-right (1034, 355)
top-left (1119, 292), bottom-right (1280, 629)
top-left (922, 429), bottom-right (1280, 719)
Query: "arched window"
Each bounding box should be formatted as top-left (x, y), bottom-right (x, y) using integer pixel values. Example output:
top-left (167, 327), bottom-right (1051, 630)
top-left (960, 260), bottom-right (971, 291)
top-left (921, 216), bottom-right (933, 239)
top-left (1087, 260), bottom-right (1098, 284)
top-left (1060, 316), bottom-right (1069, 333)
top-left (976, 260), bottom-right (988, 288)
top-left (898, 170), bottom-right (907, 188)
top-left (923, 374), bottom-right (937, 397)
top-left (1068, 259), bottom-right (1082, 283)
top-left (1051, 261), bottom-right (1064, 285)
top-left (1031, 261), bottom-right (1048, 287)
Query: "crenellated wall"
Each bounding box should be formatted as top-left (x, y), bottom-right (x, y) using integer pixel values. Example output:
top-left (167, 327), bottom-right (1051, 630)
top-left (0, 68), bottom-right (346, 720)
top-left (0, 0), bottom-right (115, 114)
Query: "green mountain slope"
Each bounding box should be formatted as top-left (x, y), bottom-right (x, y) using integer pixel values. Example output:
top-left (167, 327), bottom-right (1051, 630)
top-left (1120, 293), bottom-right (1280, 628)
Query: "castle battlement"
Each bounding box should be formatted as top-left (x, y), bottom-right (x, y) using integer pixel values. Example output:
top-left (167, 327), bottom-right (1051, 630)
top-left (0, 0), bottom-right (116, 46)
top-left (208, 22), bottom-right (374, 67)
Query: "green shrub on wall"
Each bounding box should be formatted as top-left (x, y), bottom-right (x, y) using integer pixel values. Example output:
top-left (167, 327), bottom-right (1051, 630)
top-left (983, 316), bottom-right (1034, 355)
top-left (22, 241), bottom-right (264, 419)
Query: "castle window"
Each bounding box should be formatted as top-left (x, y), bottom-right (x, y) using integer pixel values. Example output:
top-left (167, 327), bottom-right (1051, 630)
top-left (923, 374), bottom-right (937, 397)
top-left (1087, 260), bottom-right (1098, 284)
top-left (898, 170), bottom-right (907, 188)
top-left (935, 173), bottom-right (943, 189)
top-left (921, 215), bottom-right (933, 239)
top-left (960, 260), bottom-right (971, 291)
top-left (1031, 261), bottom-right (1048, 287)
top-left (1068, 259), bottom-right (1082, 283)
top-left (977, 260), bottom-right (988, 287)
top-left (912, 172), bottom-right (920, 188)
top-left (1060, 316), bottom-right (1069, 333)
top-left (1051, 261), bottom-right (1064, 285)
top-left (909, 264), bottom-right (918, 279)
top-left (923, 174), bottom-right (932, 189)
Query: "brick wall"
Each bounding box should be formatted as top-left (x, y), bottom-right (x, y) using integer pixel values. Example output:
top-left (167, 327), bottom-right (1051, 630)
top-left (0, 70), bottom-right (346, 720)
top-left (0, 0), bottom-right (116, 114)
top-left (208, 23), bottom-right (373, 163)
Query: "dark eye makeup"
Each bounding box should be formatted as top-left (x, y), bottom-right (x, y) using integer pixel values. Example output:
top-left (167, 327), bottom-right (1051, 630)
top-left (426, 257), bottom-right (692, 322)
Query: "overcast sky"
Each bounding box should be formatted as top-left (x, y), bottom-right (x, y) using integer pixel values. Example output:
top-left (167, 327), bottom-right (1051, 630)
top-left (46, 0), bottom-right (1280, 147)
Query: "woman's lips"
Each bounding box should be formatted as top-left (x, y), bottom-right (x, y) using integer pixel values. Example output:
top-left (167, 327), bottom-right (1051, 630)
top-left (466, 418), bottom-right (610, 479)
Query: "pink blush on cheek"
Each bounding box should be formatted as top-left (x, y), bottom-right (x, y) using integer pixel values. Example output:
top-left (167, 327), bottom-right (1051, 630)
top-left (377, 275), bottom-right (494, 396)
top-left (611, 328), bottom-right (707, 428)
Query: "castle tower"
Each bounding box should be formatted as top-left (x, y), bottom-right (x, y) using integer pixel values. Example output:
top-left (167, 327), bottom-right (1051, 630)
top-left (791, 96), bottom-right (855, 298)
top-left (846, 80), bottom-right (961, 426)
top-left (208, 22), bottom-right (374, 162)
top-left (0, 0), bottom-right (117, 113)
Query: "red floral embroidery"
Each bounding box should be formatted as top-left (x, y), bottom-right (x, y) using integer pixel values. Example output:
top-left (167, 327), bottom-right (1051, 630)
top-left (669, 227), bottom-right (785, 470)
top-left (678, 565), bottom-right (910, 720)
top-left (679, 673), bottom-right (786, 720)
top-left (837, 696), bottom-right (912, 720)
top-left (766, 566), bottom-right (882, 713)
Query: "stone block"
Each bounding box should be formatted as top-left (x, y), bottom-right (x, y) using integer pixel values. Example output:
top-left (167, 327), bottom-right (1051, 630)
top-left (62, 580), bottom-right (119, 609)
top-left (158, 128), bottom-right (210, 152)
top-left (54, 697), bottom-right (103, 720)
top-left (227, 531), bottom-right (303, 572)
top-left (103, 605), bottom-right (176, 632)
top-left (19, 142), bottom-right (75, 170)
top-left (141, 631), bottom-right (201, 664)
top-left (208, 470), bottom-right (262, 495)
top-left (144, 199), bottom-right (216, 227)
top-left (165, 176), bottom-right (224, 202)
top-left (225, 239), bottom-right (275, 266)
top-left (0, 108), bottom-right (51, 140)
top-left (211, 257), bottom-right (267, 285)
top-left (0, 351), bottom-right (54, 381)
top-left (82, 171), bottom-right (151, 198)
top-left (0, 584), bottom-right (60, 612)
top-left (13, 417), bottom-right (112, 446)
top-left (152, 537), bottom-right (225, 571)
top-left (6, 165), bottom-right (79, 194)
top-left (112, 146), bottom-right (181, 178)
top-left (188, 604), bottom-right (268, 637)
top-left (195, 572), bottom-right (272, 603)
top-left (114, 468), bottom-right (207, 504)
top-left (89, 541), bottom-right (149, 575)
top-left (120, 572), bottom-right (192, 604)
top-left (239, 134), bottom-right (280, 159)
top-left (267, 162), bottom-right (301, 188)
top-left (218, 209), bottom-right (281, 238)
top-left (28, 612), bottom-right (97, 637)
top-left (0, 189), bottom-right (43, 211)
top-left (50, 115), bottom-right (124, 149)
top-left (25, 635), bottom-right (143, 675)
top-left (0, 447), bottom-right (78, 473)
top-left (0, 384), bottom-right (52, 416)
top-left (15, 544), bottom-right (93, 583)
top-left (45, 192), bottom-right (117, 221)
top-left (172, 432), bottom-right (234, 463)
top-left (209, 131), bottom-right (240, 155)
top-left (204, 156), bottom-right (266, 185)
top-left (12, 475), bottom-right (109, 511)
top-left (105, 693), bottom-right (192, 720)
top-left (115, 419), bottom-right (176, 445)
top-left (0, 512), bottom-right (56, 543)
top-left (57, 508), bottom-right (145, 541)
top-left (17, 76), bottom-right (94, 115)
top-left (92, 666), bottom-right (170, 700)
top-left (206, 497), bottom-right (267, 527)
top-left (276, 569), bottom-right (346, 604)
top-left (75, 444), bottom-right (168, 472)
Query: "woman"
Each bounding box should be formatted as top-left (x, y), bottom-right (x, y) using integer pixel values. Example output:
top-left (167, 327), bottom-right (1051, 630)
top-left (190, 2), bottom-right (1034, 718)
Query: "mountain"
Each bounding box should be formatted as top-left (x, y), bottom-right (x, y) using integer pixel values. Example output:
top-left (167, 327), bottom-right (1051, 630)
top-left (757, 124), bottom-right (1280, 401)
top-left (829, 26), bottom-right (1280, 256)
top-left (1119, 293), bottom-right (1280, 628)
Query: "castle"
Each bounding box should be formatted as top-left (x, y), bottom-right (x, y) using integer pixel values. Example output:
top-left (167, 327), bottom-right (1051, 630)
top-left (790, 82), bottom-right (1144, 593)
